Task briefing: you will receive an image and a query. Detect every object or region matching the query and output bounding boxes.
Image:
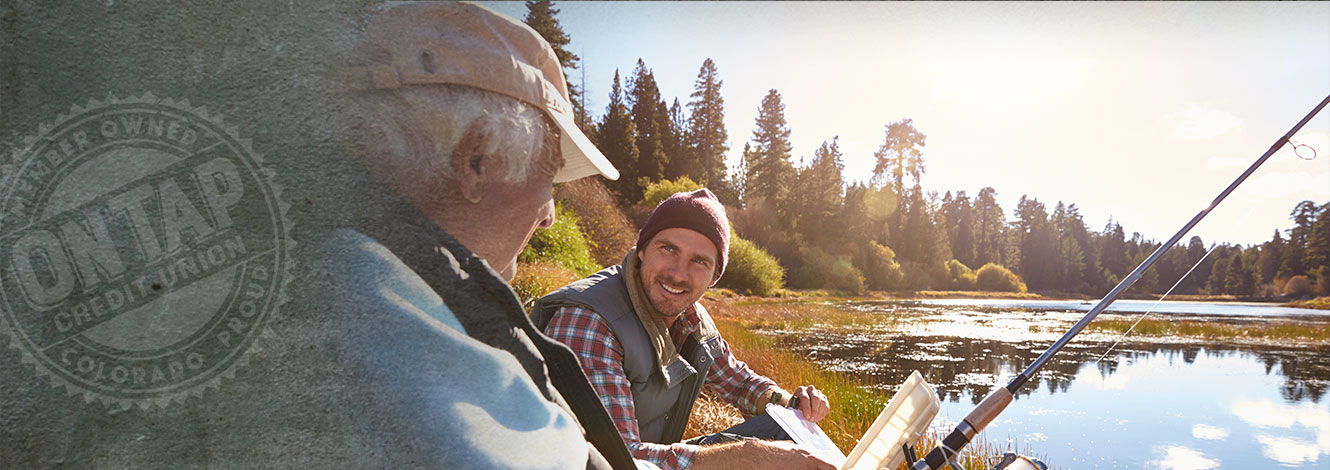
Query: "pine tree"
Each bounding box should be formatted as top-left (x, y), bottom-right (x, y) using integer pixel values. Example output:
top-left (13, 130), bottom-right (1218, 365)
top-left (1207, 249), bottom-right (1232, 294)
top-left (1224, 248), bottom-right (1255, 295)
top-left (733, 142), bottom-right (753, 205)
top-left (1013, 195), bottom-right (1057, 290)
top-left (745, 89), bottom-right (794, 205)
top-left (596, 70), bottom-right (639, 203)
top-left (1307, 202), bottom-right (1330, 273)
top-left (942, 191), bottom-right (978, 269)
top-left (871, 119), bottom-right (927, 197)
top-left (1099, 219), bottom-right (1130, 282)
top-left (1177, 236), bottom-right (1209, 294)
top-left (872, 119), bottom-right (926, 244)
top-left (973, 187), bottom-right (1006, 268)
top-left (686, 58), bottom-right (729, 191)
top-left (662, 98), bottom-right (688, 180)
top-left (794, 138), bottom-right (846, 246)
top-left (523, 1), bottom-right (587, 130)
top-left (1051, 202), bottom-right (1101, 294)
top-left (897, 185), bottom-right (951, 288)
top-left (1259, 230), bottom-right (1284, 284)
top-left (627, 59), bottom-right (667, 188)
top-left (1278, 200), bottom-right (1318, 279)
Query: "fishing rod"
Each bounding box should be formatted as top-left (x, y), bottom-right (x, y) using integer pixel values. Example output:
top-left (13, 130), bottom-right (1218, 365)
top-left (909, 93), bottom-right (1330, 470)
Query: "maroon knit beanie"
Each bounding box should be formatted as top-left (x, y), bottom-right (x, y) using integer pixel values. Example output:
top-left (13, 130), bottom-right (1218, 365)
top-left (636, 188), bottom-right (730, 283)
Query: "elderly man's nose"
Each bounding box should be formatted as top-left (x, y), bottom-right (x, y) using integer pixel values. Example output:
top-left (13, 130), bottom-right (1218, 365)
top-left (537, 200), bottom-right (555, 229)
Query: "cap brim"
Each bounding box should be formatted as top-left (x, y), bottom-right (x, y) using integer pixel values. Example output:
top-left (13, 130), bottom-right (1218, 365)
top-left (549, 108), bottom-right (619, 183)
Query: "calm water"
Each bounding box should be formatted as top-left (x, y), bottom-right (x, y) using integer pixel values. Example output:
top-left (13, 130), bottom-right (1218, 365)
top-left (919, 298), bottom-right (1330, 318)
top-left (772, 300), bottom-right (1330, 469)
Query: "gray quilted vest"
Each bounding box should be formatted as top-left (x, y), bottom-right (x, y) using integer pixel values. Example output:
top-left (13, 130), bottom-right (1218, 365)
top-left (532, 263), bottom-right (724, 444)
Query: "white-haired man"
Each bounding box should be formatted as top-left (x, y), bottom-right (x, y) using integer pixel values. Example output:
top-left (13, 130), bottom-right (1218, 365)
top-left (305, 3), bottom-right (652, 469)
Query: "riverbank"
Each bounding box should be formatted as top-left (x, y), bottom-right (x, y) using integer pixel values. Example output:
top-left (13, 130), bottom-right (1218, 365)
top-left (686, 295), bottom-right (1328, 468)
top-left (686, 299), bottom-right (1002, 468)
top-left (1287, 296), bottom-right (1330, 310)
top-left (707, 288), bottom-right (1330, 311)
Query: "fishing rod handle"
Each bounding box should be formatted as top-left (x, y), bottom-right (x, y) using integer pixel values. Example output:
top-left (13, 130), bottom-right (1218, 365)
top-left (911, 387), bottom-right (1014, 470)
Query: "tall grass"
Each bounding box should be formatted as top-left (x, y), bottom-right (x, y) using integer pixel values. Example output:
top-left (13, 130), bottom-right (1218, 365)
top-left (689, 301), bottom-right (996, 469)
top-left (511, 260), bottom-right (583, 308)
top-left (554, 178), bottom-right (636, 267)
top-left (1287, 296), bottom-right (1330, 310)
top-left (1089, 318), bottom-right (1330, 342)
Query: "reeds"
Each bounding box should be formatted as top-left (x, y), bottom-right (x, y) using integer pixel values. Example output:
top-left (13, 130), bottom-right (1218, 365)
top-left (691, 300), bottom-right (1000, 469)
top-left (1089, 318), bottom-right (1330, 342)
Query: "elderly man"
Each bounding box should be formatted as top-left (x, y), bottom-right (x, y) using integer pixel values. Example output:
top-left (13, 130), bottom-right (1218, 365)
top-left (312, 3), bottom-right (653, 469)
top-left (1, 2), bottom-right (651, 469)
top-left (534, 189), bottom-right (835, 470)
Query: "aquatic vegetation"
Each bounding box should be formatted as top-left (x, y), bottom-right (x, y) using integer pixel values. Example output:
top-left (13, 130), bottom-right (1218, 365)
top-left (690, 300), bottom-right (997, 468)
top-left (689, 297), bottom-right (1328, 469)
top-left (1088, 318), bottom-right (1330, 343)
top-left (1286, 296), bottom-right (1330, 310)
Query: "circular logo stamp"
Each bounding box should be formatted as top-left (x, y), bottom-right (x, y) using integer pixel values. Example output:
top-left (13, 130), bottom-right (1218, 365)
top-left (0, 94), bottom-right (292, 409)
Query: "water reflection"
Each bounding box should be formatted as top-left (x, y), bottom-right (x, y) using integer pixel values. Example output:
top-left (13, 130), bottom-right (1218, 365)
top-left (1151, 446), bottom-right (1219, 470)
top-left (776, 307), bottom-right (1330, 405)
top-left (1232, 400), bottom-right (1330, 467)
top-left (767, 301), bottom-right (1330, 469)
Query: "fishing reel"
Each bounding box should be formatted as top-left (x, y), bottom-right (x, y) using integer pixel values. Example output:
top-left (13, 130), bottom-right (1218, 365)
top-left (809, 370), bottom-right (1050, 470)
top-left (990, 453), bottom-right (1048, 470)
top-left (901, 443), bottom-right (1047, 470)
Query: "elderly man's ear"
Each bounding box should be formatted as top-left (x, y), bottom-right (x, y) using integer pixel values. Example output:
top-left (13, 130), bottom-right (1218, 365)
top-left (451, 119), bottom-right (500, 203)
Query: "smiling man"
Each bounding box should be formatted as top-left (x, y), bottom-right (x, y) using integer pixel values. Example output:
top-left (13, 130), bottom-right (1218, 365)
top-left (534, 189), bottom-right (835, 470)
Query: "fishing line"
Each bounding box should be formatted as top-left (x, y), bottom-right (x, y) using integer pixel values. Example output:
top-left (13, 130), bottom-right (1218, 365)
top-left (910, 95), bottom-right (1330, 470)
top-left (1093, 240), bottom-right (1223, 363)
top-left (1093, 139), bottom-right (1318, 363)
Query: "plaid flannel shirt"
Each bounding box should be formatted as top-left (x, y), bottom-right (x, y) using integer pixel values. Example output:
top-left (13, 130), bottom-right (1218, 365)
top-left (545, 305), bottom-right (777, 470)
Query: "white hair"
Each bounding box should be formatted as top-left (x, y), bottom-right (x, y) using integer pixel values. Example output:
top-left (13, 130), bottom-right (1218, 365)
top-left (347, 85), bottom-right (554, 195)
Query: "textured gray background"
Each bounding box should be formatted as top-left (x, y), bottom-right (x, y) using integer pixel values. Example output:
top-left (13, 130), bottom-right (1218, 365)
top-left (0, 2), bottom-right (393, 467)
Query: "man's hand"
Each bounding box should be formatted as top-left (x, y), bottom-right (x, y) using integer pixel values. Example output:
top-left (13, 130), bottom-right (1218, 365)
top-left (692, 440), bottom-right (837, 470)
top-left (792, 385), bottom-right (830, 422)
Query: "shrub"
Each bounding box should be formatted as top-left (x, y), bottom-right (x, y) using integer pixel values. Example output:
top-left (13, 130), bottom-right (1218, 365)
top-left (791, 247), bottom-right (864, 295)
top-left (1315, 266), bottom-right (1330, 297)
top-left (518, 203), bottom-right (600, 277)
top-left (640, 176), bottom-right (703, 209)
top-left (512, 260), bottom-right (582, 308)
top-left (859, 241), bottom-right (906, 291)
top-left (898, 261), bottom-right (935, 291)
top-left (946, 259), bottom-right (977, 291)
top-left (976, 263), bottom-right (1028, 292)
top-left (554, 178), bottom-right (636, 267)
top-left (1284, 275), bottom-right (1313, 298)
top-left (718, 234), bottom-right (785, 296)
top-left (729, 197), bottom-right (795, 264)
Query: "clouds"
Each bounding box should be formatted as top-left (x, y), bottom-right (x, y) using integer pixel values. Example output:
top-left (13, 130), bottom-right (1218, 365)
top-left (1231, 399), bottom-right (1330, 467)
top-left (1078, 369), bottom-right (1130, 391)
top-left (1151, 445), bottom-right (1220, 470)
top-left (1256, 434), bottom-right (1324, 467)
top-left (1174, 104), bottom-right (1243, 141)
top-left (1191, 424), bottom-right (1229, 440)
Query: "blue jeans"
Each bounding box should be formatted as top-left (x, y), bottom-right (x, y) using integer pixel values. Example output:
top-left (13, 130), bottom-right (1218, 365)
top-left (684, 413), bottom-right (793, 446)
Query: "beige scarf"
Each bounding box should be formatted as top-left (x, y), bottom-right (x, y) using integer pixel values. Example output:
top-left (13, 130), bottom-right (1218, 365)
top-left (623, 248), bottom-right (688, 382)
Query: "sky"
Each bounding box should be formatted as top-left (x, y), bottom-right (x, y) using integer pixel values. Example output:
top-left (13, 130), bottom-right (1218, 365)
top-left (480, 1), bottom-right (1330, 247)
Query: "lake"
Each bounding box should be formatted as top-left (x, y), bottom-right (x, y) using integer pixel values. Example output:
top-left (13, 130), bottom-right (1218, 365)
top-left (770, 299), bottom-right (1330, 469)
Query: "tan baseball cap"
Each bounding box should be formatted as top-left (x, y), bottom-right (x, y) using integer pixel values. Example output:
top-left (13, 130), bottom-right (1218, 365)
top-left (346, 1), bottom-right (617, 183)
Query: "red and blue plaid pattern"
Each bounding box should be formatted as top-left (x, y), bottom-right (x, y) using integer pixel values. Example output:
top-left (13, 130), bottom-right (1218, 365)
top-left (545, 305), bottom-right (776, 470)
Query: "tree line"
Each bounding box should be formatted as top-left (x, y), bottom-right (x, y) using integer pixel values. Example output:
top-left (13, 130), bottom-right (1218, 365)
top-left (524, 1), bottom-right (1329, 297)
